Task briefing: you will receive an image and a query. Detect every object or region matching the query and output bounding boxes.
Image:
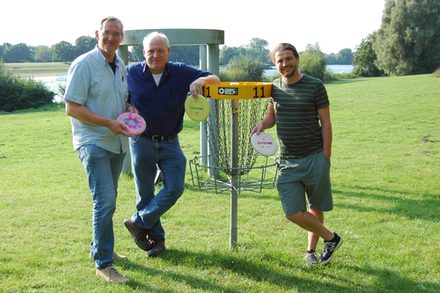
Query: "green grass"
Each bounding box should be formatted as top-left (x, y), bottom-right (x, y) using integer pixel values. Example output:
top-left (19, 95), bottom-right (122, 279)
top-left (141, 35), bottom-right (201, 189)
top-left (1, 74), bottom-right (440, 292)
top-left (4, 62), bottom-right (69, 77)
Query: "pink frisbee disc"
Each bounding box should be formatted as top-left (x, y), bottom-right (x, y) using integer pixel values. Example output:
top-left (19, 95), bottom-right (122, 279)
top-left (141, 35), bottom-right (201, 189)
top-left (117, 112), bottom-right (146, 136)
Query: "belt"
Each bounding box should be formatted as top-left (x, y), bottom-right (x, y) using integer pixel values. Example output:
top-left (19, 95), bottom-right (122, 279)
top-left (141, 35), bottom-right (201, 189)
top-left (144, 134), bottom-right (177, 142)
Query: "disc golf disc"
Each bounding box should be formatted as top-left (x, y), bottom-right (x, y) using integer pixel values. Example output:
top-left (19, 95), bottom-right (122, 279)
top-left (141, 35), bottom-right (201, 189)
top-left (185, 95), bottom-right (210, 121)
top-left (250, 132), bottom-right (277, 156)
top-left (117, 112), bottom-right (146, 136)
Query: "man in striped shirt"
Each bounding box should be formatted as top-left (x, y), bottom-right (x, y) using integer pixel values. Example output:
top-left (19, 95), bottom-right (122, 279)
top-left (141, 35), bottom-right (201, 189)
top-left (252, 43), bottom-right (343, 265)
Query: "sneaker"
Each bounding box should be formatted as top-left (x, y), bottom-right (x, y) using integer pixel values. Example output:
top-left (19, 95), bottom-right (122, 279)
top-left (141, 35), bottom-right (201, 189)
top-left (304, 251), bottom-right (320, 265)
top-left (147, 238), bottom-right (166, 257)
top-left (320, 232), bottom-right (343, 264)
top-left (124, 218), bottom-right (151, 251)
top-left (89, 251), bottom-right (128, 260)
top-left (96, 265), bottom-right (129, 284)
top-left (112, 252), bottom-right (128, 260)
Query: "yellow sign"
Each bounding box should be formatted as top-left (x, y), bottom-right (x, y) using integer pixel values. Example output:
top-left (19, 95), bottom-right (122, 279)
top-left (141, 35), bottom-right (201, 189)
top-left (203, 82), bottom-right (272, 100)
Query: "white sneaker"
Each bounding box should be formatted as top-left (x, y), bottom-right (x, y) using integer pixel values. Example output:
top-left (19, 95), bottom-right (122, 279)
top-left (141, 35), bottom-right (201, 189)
top-left (96, 265), bottom-right (129, 284)
top-left (304, 251), bottom-right (320, 265)
top-left (112, 252), bottom-right (128, 260)
top-left (89, 251), bottom-right (128, 260)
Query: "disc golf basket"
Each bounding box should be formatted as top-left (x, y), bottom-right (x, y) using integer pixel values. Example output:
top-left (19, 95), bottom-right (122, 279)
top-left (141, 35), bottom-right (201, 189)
top-left (189, 82), bottom-right (278, 248)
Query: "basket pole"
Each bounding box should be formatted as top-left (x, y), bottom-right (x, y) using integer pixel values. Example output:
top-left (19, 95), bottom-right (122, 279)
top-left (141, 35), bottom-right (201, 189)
top-left (229, 99), bottom-right (239, 248)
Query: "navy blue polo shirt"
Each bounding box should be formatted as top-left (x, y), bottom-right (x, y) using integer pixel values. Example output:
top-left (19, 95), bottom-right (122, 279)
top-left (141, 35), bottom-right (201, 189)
top-left (127, 61), bottom-right (211, 137)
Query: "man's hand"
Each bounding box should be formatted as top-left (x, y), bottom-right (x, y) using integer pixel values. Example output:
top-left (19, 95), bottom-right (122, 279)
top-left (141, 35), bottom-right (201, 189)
top-left (189, 78), bottom-right (204, 97)
top-left (108, 120), bottom-right (132, 137)
top-left (251, 121), bottom-right (265, 135)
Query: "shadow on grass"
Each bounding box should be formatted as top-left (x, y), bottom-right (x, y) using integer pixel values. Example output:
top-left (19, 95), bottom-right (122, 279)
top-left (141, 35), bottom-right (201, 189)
top-left (184, 181), bottom-right (279, 201)
top-left (116, 248), bottom-right (439, 292)
top-left (333, 184), bottom-right (440, 222)
top-left (118, 249), bottom-right (349, 292)
top-left (326, 263), bottom-right (440, 293)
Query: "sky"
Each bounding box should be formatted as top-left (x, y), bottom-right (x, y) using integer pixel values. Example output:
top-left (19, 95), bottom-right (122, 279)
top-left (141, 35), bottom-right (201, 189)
top-left (2, 0), bottom-right (385, 54)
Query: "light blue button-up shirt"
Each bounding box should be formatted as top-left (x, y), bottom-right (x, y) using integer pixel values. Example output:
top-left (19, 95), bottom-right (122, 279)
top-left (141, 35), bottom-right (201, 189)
top-left (64, 46), bottom-right (128, 154)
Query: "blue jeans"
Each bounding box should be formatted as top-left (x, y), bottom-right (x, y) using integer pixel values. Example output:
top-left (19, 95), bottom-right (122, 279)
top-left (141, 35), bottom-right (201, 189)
top-left (129, 135), bottom-right (186, 239)
top-left (77, 144), bottom-right (125, 269)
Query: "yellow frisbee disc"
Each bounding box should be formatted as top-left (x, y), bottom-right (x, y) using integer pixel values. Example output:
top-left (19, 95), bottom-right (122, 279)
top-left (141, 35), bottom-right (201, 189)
top-left (184, 95), bottom-right (210, 121)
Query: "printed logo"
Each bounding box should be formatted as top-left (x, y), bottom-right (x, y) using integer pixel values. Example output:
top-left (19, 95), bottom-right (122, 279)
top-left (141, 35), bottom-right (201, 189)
top-left (218, 87), bottom-right (238, 95)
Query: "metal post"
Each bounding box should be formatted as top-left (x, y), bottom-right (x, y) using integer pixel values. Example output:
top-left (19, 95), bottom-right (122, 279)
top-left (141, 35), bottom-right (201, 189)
top-left (230, 99), bottom-right (239, 248)
top-left (207, 44), bottom-right (220, 178)
top-left (199, 45), bottom-right (208, 166)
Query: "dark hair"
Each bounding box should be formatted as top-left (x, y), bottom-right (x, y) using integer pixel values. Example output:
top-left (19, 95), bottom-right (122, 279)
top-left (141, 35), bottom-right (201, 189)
top-left (99, 16), bottom-right (124, 31)
top-left (270, 43), bottom-right (299, 62)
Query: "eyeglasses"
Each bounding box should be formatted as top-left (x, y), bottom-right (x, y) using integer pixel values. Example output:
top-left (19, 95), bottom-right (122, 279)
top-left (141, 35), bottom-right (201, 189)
top-left (100, 31), bottom-right (122, 38)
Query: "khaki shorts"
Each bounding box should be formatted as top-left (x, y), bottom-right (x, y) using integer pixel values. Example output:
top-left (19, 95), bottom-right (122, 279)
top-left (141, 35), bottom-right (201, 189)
top-left (276, 151), bottom-right (333, 216)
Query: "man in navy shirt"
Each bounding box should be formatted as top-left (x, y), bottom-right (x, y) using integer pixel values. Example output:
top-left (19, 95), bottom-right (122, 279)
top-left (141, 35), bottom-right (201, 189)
top-left (124, 32), bottom-right (220, 257)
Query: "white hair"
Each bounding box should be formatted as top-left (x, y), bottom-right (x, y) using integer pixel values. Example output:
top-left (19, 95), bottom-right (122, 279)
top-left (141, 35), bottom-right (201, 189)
top-left (143, 32), bottom-right (170, 48)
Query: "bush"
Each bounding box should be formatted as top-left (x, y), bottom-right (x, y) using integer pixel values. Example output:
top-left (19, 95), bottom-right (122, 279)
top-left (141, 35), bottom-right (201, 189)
top-left (0, 63), bottom-right (54, 112)
top-left (300, 50), bottom-right (326, 81)
top-left (220, 55), bottom-right (265, 81)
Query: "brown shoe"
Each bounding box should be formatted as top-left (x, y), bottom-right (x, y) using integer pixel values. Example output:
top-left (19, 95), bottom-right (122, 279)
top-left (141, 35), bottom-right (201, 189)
top-left (124, 218), bottom-right (151, 251)
top-left (96, 265), bottom-right (129, 284)
top-left (147, 238), bottom-right (166, 257)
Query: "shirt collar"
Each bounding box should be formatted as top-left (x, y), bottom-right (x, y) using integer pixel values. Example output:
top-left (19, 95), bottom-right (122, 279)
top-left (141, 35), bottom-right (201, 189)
top-left (94, 46), bottom-right (120, 66)
top-left (142, 61), bottom-right (169, 75)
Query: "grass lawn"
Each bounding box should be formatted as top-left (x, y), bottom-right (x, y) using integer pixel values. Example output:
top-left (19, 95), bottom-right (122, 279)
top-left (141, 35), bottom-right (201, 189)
top-left (0, 74), bottom-right (439, 292)
top-left (4, 62), bottom-right (69, 77)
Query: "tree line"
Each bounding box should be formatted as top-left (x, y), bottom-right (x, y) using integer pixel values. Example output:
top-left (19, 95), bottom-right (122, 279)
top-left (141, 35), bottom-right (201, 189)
top-left (0, 37), bottom-right (353, 67)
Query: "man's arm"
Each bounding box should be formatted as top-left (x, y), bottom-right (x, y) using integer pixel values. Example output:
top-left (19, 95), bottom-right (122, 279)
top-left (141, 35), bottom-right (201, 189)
top-left (251, 101), bottom-right (276, 134)
top-left (318, 106), bottom-right (332, 158)
top-left (190, 74), bottom-right (221, 97)
top-left (65, 100), bottom-right (131, 136)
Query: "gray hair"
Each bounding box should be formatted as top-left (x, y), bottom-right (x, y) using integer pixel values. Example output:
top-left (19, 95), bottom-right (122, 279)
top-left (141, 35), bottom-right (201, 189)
top-left (143, 32), bottom-right (170, 49)
top-left (99, 16), bottom-right (124, 31)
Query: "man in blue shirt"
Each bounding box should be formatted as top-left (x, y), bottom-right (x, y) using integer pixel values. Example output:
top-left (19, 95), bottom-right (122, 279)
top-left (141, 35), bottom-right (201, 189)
top-left (124, 32), bottom-right (220, 257)
top-left (64, 17), bottom-right (130, 283)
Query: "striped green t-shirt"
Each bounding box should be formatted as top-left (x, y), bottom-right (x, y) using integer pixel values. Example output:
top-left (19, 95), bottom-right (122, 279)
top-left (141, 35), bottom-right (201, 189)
top-left (271, 74), bottom-right (329, 159)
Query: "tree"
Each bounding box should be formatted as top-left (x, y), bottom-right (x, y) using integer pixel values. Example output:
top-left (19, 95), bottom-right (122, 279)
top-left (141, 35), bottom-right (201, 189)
top-left (129, 46), bottom-right (143, 62)
top-left (51, 41), bottom-right (75, 62)
top-left (220, 55), bottom-right (265, 81)
top-left (300, 43), bottom-right (327, 81)
top-left (325, 48), bottom-right (353, 65)
top-left (353, 33), bottom-right (384, 77)
top-left (373, 0), bottom-right (440, 75)
top-left (0, 44), bottom-right (5, 60)
top-left (74, 36), bottom-right (97, 58)
top-left (169, 46), bottom-right (199, 65)
top-left (220, 46), bottom-right (246, 66)
top-left (3, 43), bottom-right (33, 62)
top-left (246, 38), bottom-right (271, 65)
top-left (337, 48), bottom-right (353, 64)
top-left (34, 45), bottom-right (53, 62)
top-left (0, 63), bottom-right (54, 112)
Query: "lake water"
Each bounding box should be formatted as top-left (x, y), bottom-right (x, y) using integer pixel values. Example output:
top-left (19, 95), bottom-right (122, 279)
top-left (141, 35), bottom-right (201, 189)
top-left (33, 75), bottom-right (66, 103)
top-left (264, 64), bottom-right (353, 77)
